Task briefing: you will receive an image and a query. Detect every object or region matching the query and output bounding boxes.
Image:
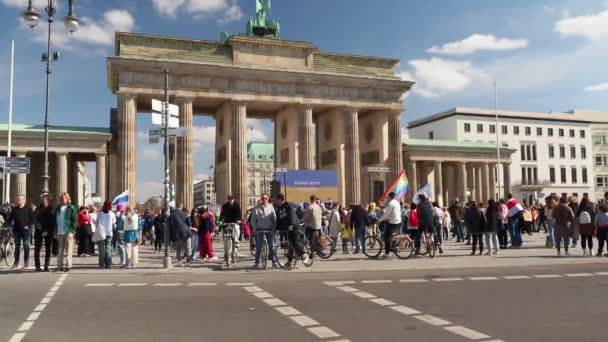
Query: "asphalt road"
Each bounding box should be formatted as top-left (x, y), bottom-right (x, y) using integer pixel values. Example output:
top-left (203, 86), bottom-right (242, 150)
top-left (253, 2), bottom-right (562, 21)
top-left (2, 263), bottom-right (608, 342)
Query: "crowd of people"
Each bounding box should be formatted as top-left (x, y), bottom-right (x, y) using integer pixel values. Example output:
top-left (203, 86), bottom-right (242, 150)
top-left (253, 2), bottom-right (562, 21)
top-left (2, 190), bottom-right (608, 272)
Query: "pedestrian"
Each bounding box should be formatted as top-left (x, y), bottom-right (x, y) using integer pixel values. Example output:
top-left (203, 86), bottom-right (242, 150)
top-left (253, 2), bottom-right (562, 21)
top-left (506, 194), bottom-right (524, 248)
top-left (168, 201), bottom-right (193, 267)
top-left (576, 197), bottom-right (596, 256)
top-left (2, 195), bottom-right (35, 269)
top-left (275, 193), bottom-right (308, 267)
top-left (153, 211), bottom-right (165, 253)
top-left (34, 195), bottom-right (55, 272)
top-left (251, 193), bottom-right (277, 269)
top-left (465, 201), bottom-right (485, 255)
top-left (123, 206), bottom-right (139, 269)
top-left (568, 196), bottom-right (580, 248)
top-left (114, 203), bottom-right (127, 267)
top-left (327, 203), bottom-right (341, 254)
top-left (551, 195), bottom-right (575, 257)
top-left (449, 199), bottom-right (465, 243)
top-left (595, 204), bottom-right (608, 257)
top-left (544, 196), bottom-right (556, 248)
top-left (442, 208), bottom-right (451, 241)
top-left (221, 195), bottom-right (243, 253)
top-left (367, 203), bottom-right (379, 237)
top-left (198, 207), bottom-right (218, 261)
top-left (407, 203), bottom-right (421, 253)
top-left (190, 208), bottom-right (200, 261)
top-left (94, 201), bottom-right (115, 269)
top-left (432, 202), bottom-right (444, 254)
top-left (54, 192), bottom-right (78, 272)
top-left (417, 194), bottom-right (434, 255)
top-left (484, 199), bottom-right (501, 255)
top-left (301, 195), bottom-right (323, 246)
top-left (77, 206), bottom-right (94, 257)
top-left (350, 203), bottom-right (369, 254)
top-left (378, 192), bottom-right (403, 259)
top-left (88, 206), bottom-right (98, 255)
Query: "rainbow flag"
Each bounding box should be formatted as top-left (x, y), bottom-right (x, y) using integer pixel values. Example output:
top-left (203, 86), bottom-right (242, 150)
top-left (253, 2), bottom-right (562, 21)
top-left (379, 170), bottom-right (409, 206)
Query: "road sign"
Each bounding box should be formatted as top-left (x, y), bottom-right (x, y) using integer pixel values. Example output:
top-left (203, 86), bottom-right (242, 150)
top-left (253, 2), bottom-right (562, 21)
top-left (367, 166), bottom-right (391, 173)
top-left (5, 157), bottom-right (30, 174)
top-left (0, 156), bottom-right (4, 168)
top-left (151, 99), bottom-right (179, 116)
top-left (149, 127), bottom-right (188, 143)
top-left (151, 112), bottom-right (179, 128)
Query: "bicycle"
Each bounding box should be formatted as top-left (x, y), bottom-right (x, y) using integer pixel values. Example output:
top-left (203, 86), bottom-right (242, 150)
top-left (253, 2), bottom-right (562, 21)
top-left (419, 231), bottom-right (437, 258)
top-left (255, 230), bottom-right (277, 270)
top-left (363, 227), bottom-right (414, 260)
top-left (222, 223), bottom-right (240, 267)
top-left (249, 233), bottom-right (256, 257)
top-left (307, 230), bottom-right (334, 260)
top-left (0, 227), bottom-right (15, 267)
top-left (275, 229), bottom-right (313, 270)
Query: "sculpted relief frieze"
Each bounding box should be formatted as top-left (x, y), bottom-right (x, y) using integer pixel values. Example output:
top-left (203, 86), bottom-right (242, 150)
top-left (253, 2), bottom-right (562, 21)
top-left (117, 71), bottom-right (403, 103)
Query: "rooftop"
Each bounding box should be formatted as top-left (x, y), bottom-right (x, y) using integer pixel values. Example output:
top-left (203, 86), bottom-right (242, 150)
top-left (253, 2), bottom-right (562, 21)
top-left (404, 138), bottom-right (510, 150)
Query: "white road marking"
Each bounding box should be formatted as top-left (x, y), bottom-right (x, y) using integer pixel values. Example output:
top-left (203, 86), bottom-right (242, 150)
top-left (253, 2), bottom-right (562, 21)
top-left (444, 326), bottom-right (490, 340)
top-left (243, 286), bottom-right (263, 292)
top-left (351, 291), bottom-right (376, 299)
top-left (434, 277), bottom-right (464, 282)
top-left (275, 306), bottom-right (302, 316)
top-left (153, 283), bottom-right (183, 287)
top-left (533, 274), bottom-right (562, 278)
top-left (85, 283), bottom-right (115, 287)
top-left (8, 333), bottom-right (25, 342)
top-left (326, 340), bottom-right (350, 342)
top-left (290, 315), bottom-right (320, 327)
top-left (263, 298), bottom-right (287, 307)
top-left (307, 326), bottom-right (340, 339)
top-left (468, 276), bottom-right (499, 281)
top-left (323, 281), bottom-right (356, 286)
top-left (50, 286), bottom-right (59, 291)
top-left (390, 305), bottom-right (421, 315)
top-left (564, 273), bottom-right (594, 277)
top-left (335, 286), bottom-right (358, 293)
top-left (226, 282), bottom-right (254, 286)
top-left (361, 280), bottom-right (392, 284)
top-left (45, 291), bottom-right (56, 297)
top-left (117, 283), bottom-right (148, 287)
top-left (399, 279), bottom-right (429, 283)
top-left (595, 272), bottom-right (608, 275)
top-left (503, 275), bottom-right (531, 280)
top-left (26, 312), bottom-right (40, 321)
top-left (413, 314), bottom-right (451, 326)
top-left (187, 283), bottom-right (217, 286)
top-left (33, 305), bottom-right (46, 312)
top-left (17, 321), bottom-right (34, 332)
top-left (40, 297), bottom-right (52, 304)
top-left (253, 291), bottom-right (274, 299)
top-left (369, 298), bottom-right (396, 306)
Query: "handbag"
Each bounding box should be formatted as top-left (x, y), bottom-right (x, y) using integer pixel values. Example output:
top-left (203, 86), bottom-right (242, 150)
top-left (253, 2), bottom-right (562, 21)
top-left (85, 223), bottom-right (94, 236)
top-left (339, 224), bottom-right (351, 240)
top-left (92, 225), bottom-right (106, 243)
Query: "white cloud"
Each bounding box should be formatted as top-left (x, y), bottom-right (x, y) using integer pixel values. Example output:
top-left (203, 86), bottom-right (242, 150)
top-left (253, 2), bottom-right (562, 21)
top-left (153, 0), bottom-right (243, 23)
top-left (398, 57), bottom-right (487, 98)
top-left (427, 34), bottom-right (529, 55)
top-left (555, 9), bottom-right (608, 41)
top-left (142, 148), bottom-right (161, 159)
top-left (192, 126), bottom-right (216, 145)
top-left (585, 82), bottom-right (608, 92)
top-left (136, 181), bottom-right (164, 201)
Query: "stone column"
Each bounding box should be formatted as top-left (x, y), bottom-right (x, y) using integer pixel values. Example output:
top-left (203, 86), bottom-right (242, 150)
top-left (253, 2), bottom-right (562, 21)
top-left (388, 111), bottom-right (403, 178)
top-left (488, 163), bottom-right (496, 200)
top-left (176, 97), bottom-right (194, 209)
top-left (410, 161), bottom-right (418, 193)
top-left (344, 109), bottom-right (361, 205)
top-left (298, 106), bottom-right (314, 170)
top-left (466, 163), bottom-right (475, 201)
top-left (117, 93), bottom-right (137, 205)
top-left (457, 162), bottom-right (467, 202)
top-left (95, 153), bottom-right (106, 201)
top-left (482, 162), bottom-right (490, 203)
top-left (503, 163), bottom-right (512, 198)
top-left (433, 161), bottom-right (443, 206)
top-left (474, 165), bottom-right (483, 201)
top-left (55, 152), bottom-right (68, 199)
top-left (231, 103), bottom-right (248, 213)
top-left (10, 152), bottom-right (27, 200)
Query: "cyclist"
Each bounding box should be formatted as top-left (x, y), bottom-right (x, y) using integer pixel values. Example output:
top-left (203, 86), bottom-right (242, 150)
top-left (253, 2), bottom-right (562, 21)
top-left (2, 195), bottom-right (35, 269)
top-left (221, 194), bottom-right (242, 252)
top-left (417, 193), bottom-right (436, 253)
top-left (251, 193), bottom-right (277, 269)
top-left (301, 195), bottom-right (323, 246)
top-left (378, 192), bottom-right (402, 259)
top-left (275, 193), bottom-right (308, 267)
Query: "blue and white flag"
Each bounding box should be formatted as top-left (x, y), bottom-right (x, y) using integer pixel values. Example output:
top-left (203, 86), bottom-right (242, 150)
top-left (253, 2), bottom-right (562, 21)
top-left (412, 184), bottom-right (433, 204)
top-left (112, 190), bottom-right (129, 206)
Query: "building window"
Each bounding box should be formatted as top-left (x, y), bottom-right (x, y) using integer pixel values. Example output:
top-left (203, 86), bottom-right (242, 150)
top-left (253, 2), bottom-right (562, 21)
top-left (526, 145), bottom-right (532, 161)
top-left (520, 145), bottom-right (525, 161)
top-left (501, 125), bottom-right (508, 134)
top-left (560, 167), bottom-right (567, 184)
top-left (596, 155), bottom-right (608, 166)
top-left (537, 127), bottom-right (542, 136)
top-left (593, 135), bottom-right (606, 145)
top-left (548, 128), bottom-right (554, 137)
top-left (549, 167), bottom-right (556, 183)
top-left (569, 129), bottom-right (575, 137)
top-left (582, 168), bottom-right (588, 184)
top-left (521, 167), bottom-right (526, 184)
top-left (580, 130), bottom-right (586, 138)
top-left (477, 124), bottom-right (483, 133)
top-left (532, 145), bottom-right (537, 161)
top-left (489, 125), bottom-right (496, 134)
top-left (581, 146), bottom-right (587, 159)
top-left (429, 131), bottom-right (434, 140)
top-left (533, 167), bottom-right (538, 183)
top-left (548, 144), bottom-right (555, 159)
top-left (525, 127), bottom-right (531, 135)
top-left (570, 146), bottom-right (576, 159)
top-left (559, 128), bottom-right (564, 137)
top-left (596, 175), bottom-right (608, 187)
top-left (513, 126), bottom-right (520, 135)
top-left (559, 145), bottom-right (565, 159)
top-left (571, 168), bottom-right (578, 184)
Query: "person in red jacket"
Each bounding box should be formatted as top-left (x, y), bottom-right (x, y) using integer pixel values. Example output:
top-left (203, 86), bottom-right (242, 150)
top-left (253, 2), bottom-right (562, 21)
top-left (198, 207), bottom-right (218, 261)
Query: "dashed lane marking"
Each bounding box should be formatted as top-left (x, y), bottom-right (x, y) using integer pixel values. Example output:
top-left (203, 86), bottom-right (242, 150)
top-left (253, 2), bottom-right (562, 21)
top-left (413, 314), bottom-right (451, 326)
top-left (187, 283), bottom-right (218, 286)
top-left (253, 291), bottom-right (274, 299)
top-left (351, 291), bottom-right (376, 299)
top-left (390, 305), bottom-right (420, 315)
top-left (243, 286), bottom-right (263, 293)
top-left (369, 298), bottom-right (396, 306)
top-left (335, 286), bottom-right (358, 293)
top-left (399, 279), bottom-right (429, 283)
top-left (290, 315), bottom-right (320, 327)
top-left (275, 306), bottom-right (302, 316)
top-left (85, 283), bottom-right (115, 287)
top-left (153, 283), bottom-right (183, 287)
top-left (596, 272), bottom-right (608, 275)
top-left (503, 275), bottom-right (531, 280)
top-left (564, 273), bottom-right (594, 277)
top-left (226, 282), bottom-right (254, 286)
top-left (117, 283), bottom-right (148, 287)
top-left (323, 281), bottom-right (355, 286)
top-left (533, 274), bottom-right (562, 279)
top-left (263, 298), bottom-right (287, 307)
top-left (307, 326), bottom-right (340, 339)
top-left (361, 280), bottom-right (392, 284)
top-left (468, 276), bottom-right (499, 281)
top-left (444, 326), bottom-right (490, 340)
top-left (434, 277), bottom-right (465, 282)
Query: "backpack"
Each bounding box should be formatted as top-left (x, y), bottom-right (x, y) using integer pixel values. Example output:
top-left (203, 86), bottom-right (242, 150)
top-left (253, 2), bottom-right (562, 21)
top-left (579, 211), bottom-right (592, 225)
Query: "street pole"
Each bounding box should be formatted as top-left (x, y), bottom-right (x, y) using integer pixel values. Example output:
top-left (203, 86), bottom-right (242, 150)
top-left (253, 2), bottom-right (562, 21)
top-left (41, 4), bottom-right (55, 198)
top-left (494, 81), bottom-right (502, 200)
top-left (3, 39), bottom-right (15, 204)
top-left (163, 69), bottom-right (172, 269)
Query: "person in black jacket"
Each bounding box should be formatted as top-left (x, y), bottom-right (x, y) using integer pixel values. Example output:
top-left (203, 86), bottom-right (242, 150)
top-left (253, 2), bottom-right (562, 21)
top-left (275, 194), bottom-right (308, 266)
top-left (417, 194), bottom-right (435, 234)
top-left (168, 202), bottom-right (192, 266)
top-left (350, 204), bottom-right (370, 254)
top-left (35, 195), bottom-right (55, 272)
top-left (465, 202), bottom-right (485, 255)
top-left (2, 195), bottom-right (35, 269)
top-left (484, 199), bottom-right (500, 256)
top-left (153, 211), bottom-right (165, 253)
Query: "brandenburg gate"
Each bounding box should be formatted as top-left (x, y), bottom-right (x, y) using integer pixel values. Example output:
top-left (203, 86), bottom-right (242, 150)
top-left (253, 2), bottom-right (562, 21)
top-left (106, 27), bottom-right (412, 209)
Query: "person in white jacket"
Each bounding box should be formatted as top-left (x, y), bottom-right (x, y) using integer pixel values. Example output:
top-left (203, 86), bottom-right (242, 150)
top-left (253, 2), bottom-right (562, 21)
top-left (327, 203), bottom-right (342, 253)
top-left (95, 201), bottom-right (116, 269)
top-left (378, 192), bottom-right (402, 258)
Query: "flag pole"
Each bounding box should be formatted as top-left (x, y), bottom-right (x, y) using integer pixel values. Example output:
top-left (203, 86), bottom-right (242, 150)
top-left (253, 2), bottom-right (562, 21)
top-left (494, 81), bottom-right (502, 200)
top-left (3, 39), bottom-right (15, 204)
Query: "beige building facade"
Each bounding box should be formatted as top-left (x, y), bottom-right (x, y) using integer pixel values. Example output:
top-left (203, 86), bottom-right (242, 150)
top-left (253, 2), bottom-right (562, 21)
top-left (106, 32), bottom-right (412, 210)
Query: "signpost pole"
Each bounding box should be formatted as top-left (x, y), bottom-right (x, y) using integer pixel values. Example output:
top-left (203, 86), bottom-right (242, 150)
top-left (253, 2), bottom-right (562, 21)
top-left (163, 69), bottom-right (172, 269)
top-left (3, 39), bottom-right (15, 204)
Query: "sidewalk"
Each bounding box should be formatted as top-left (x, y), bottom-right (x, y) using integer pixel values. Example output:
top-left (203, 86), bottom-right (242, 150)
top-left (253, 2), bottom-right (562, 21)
top-left (1, 233), bottom-right (606, 275)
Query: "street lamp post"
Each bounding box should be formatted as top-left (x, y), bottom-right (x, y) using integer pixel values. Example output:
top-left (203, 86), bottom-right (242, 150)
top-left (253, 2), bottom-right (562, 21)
top-left (21, 0), bottom-right (80, 198)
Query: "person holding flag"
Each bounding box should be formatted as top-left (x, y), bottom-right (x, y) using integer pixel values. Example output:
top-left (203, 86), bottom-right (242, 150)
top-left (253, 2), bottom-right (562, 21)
top-left (377, 192), bottom-right (402, 259)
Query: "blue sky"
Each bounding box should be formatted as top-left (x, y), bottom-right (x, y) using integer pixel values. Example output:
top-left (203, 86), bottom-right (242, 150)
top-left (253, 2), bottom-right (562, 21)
top-left (1, 0), bottom-right (608, 200)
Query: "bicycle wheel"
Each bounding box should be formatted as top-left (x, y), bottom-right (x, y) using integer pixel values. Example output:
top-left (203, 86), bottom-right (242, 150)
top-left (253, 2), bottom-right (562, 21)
top-left (4, 241), bottom-right (15, 267)
top-left (394, 236), bottom-right (415, 260)
top-left (274, 240), bottom-right (290, 269)
top-left (224, 239), bottom-right (232, 266)
top-left (316, 235), bottom-right (334, 260)
top-left (363, 235), bottom-right (383, 259)
top-left (426, 235), bottom-right (436, 258)
top-left (249, 235), bottom-right (256, 257)
top-left (261, 239), bottom-right (268, 269)
top-left (232, 238), bottom-right (239, 264)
